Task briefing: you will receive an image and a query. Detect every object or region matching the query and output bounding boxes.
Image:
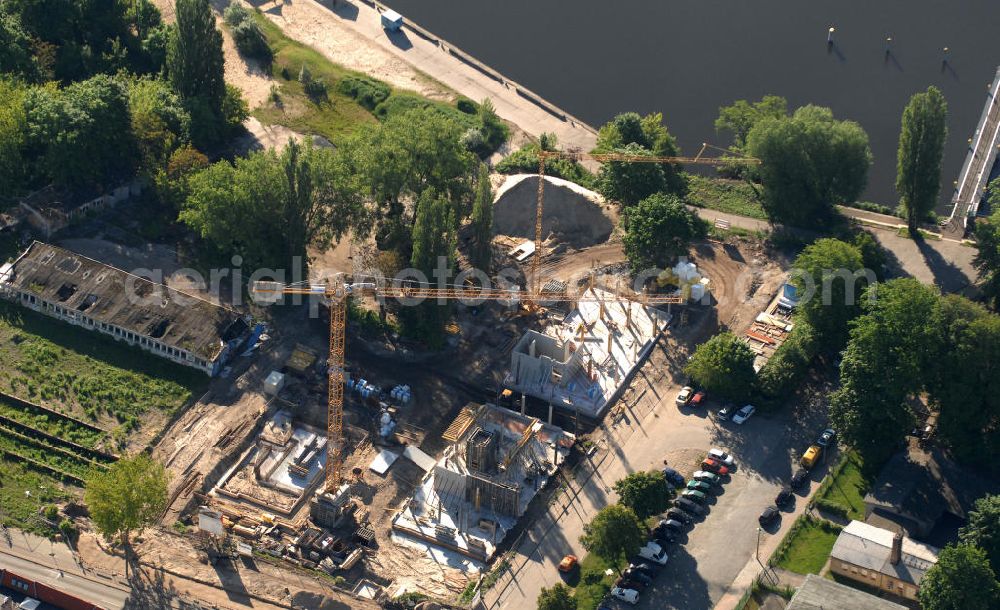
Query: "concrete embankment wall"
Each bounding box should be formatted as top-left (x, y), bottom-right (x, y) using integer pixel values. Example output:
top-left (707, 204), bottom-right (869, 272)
top-left (358, 0), bottom-right (598, 137)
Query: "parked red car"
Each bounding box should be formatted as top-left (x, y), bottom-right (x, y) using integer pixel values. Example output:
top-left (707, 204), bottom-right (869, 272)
top-left (700, 458), bottom-right (729, 476)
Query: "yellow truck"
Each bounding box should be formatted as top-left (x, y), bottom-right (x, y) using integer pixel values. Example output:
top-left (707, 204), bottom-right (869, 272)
top-left (800, 445), bottom-right (822, 470)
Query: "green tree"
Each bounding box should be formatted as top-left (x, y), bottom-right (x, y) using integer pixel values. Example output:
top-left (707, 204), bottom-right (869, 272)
top-left (757, 322), bottom-right (817, 402)
top-left (926, 296), bottom-right (1000, 464)
top-left (597, 142), bottom-right (668, 207)
top-left (896, 86), bottom-right (948, 232)
top-left (168, 0), bottom-right (226, 148)
top-left (84, 454), bottom-right (169, 577)
top-left (579, 504), bottom-right (645, 568)
top-left (24, 75), bottom-right (137, 188)
top-left (790, 238), bottom-right (868, 352)
top-left (715, 95), bottom-right (788, 151)
top-left (613, 470), bottom-right (672, 520)
top-left (0, 78), bottom-right (28, 195)
top-left (684, 332), bottom-right (756, 402)
top-left (918, 544), bottom-right (1000, 610)
top-left (973, 182), bottom-right (1000, 310)
top-left (747, 105), bottom-right (871, 228)
top-left (154, 144), bottom-right (208, 211)
top-left (0, 10), bottom-right (38, 80)
top-left (960, 495), bottom-right (1000, 575)
top-left (536, 584), bottom-right (574, 610)
top-left (830, 279), bottom-right (942, 464)
top-left (346, 108), bottom-right (475, 255)
top-left (622, 193), bottom-right (706, 269)
top-left (181, 139), bottom-right (365, 269)
top-left (594, 111), bottom-right (686, 195)
top-left (495, 134), bottom-right (596, 189)
top-left (470, 163), bottom-right (494, 271)
top-left (128, 77), bottom-right (191, 172)
top-left (401, 188), bottom-right (457, 345)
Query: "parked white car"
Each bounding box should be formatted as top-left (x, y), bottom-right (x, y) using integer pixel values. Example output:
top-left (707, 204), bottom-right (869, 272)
top-left (675, 386), bottom-right (694, 406)
top-left (732, 405), bottom-right (756, 425)
top-left (708, 448), bottom-right (735, 467)
top-left (611, 586), bottom-right (640, 605)
top-left (637, 541), bottom-right (668, 565)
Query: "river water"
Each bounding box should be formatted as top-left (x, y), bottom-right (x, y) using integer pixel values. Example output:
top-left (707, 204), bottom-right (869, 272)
top-left (384, 0), bottom-right (1000, 211)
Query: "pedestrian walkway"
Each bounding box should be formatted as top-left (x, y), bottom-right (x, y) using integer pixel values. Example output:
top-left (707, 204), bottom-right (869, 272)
top-left (310, 0), bottom-right (598, 151)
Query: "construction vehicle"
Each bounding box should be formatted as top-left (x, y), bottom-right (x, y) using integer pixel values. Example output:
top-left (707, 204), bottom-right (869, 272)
top-left (252, 144), bottom-right (760, 495)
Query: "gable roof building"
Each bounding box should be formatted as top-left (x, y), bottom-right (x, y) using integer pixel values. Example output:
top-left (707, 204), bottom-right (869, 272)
top-left (1, 241), bottom-right (248, 376)
top-left (786, 573), bottom-right (906, 610)
top-left (829, 520), bottom-right (939, 601)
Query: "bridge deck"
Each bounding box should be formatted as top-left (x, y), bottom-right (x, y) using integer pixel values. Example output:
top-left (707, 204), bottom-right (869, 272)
top-left (946, 66), bottom-right (1000, 236)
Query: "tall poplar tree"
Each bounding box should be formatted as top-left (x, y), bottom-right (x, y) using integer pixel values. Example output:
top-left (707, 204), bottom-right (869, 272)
top-left (168, 0), bottom-right (225, 147)
top-left (896, 86), bottom-right (948, 233)
top-left (470, 163), bottom-right (494, 271)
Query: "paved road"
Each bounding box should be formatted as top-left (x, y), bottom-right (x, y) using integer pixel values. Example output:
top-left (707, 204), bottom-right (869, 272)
top-left (694, 206), bottom-right (978, 296)
top-left (0, 530), bottom-right (130, 610)
top-left (308, 0), bottom-right (598, 152)
top-left (484, 335), bottom-right (832, 610)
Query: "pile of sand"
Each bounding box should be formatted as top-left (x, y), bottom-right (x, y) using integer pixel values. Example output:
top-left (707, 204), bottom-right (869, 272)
top-left (492, 175), bottom-right (617, 250)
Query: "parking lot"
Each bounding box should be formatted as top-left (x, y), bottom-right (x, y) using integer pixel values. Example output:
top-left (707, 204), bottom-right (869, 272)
top-left (486, 336), bottom-right (836, 610)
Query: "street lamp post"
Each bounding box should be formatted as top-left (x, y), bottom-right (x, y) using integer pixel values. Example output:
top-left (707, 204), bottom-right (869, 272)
top-left (756, 527), bottom-right (766, 570)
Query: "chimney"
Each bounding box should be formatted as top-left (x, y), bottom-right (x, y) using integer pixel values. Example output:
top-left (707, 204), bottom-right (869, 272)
top-left (890, 531), bottom-right (903, 565)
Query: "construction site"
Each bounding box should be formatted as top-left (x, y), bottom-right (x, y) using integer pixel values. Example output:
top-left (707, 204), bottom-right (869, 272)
top-left (0, 136), bottom-right (788, 607)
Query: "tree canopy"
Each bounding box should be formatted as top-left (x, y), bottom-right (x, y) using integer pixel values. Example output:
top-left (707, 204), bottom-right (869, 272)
top-left (917, 544), bottom-right (1000, 610)
top-left (594, 111), bottom-right (686, 202)
top-left (747, 105), bottom-right (871, 228)
top-left (181, 139), bottom-right (366, 270)
top-left (84, 453), bottom-right (169, 574)
top-left (960, 494), bottom-right (1000, 575)
top-left (401, 188), bottom-right (458, 345)
top-left (622, 193), bottom-right (706, 270)
top-left (168, 0), bottom-right (227, 148)
top-left (24, 75), bottom-right (136, 189)
top-left (684, 332), bottom-right (756, 403)
top-left (613, 470), bottom-right (673, 520)
top-left (896, 86), bottom-right (948, 232)
top-left (715, 95), bottom-right (788, 152)
top-left (470, 163), bottom-right (494, 271)
top-left (830, 279), bottom-right (941, 465)
top-left (973, 181), bottom-right (1000, 310)
top-left (537, 584), bottom-right (575, 610)
top-left (790, 238), bottom-right (868, 352)
top-left (579, 504), bottom-right (645, 566)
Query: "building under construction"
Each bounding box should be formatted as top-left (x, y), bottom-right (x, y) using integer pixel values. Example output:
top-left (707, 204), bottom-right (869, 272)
top-left (392, 403), bottom-right (574, 562)
top-left (506, 286), bottom-right (670, 418)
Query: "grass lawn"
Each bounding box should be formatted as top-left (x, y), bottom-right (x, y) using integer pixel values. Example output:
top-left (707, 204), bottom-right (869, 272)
top-left (0, 458), bottom-right (70, 535)
top-left (573, 552), bottom-right (624, 610)
top-left (688, 175), bottom-right (768, 221)
top-left (773, 516), bottom-right (842, 575)
top-left (0, 300), bottom-right (207, 440)
top-left (815, 452), bottom-right (872, 521)
top-left (251, 14), bottom-right (378, 141)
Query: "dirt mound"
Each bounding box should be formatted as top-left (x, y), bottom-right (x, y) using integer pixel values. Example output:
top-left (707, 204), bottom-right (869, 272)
top-left (492, 175), bottom-right (617, 249)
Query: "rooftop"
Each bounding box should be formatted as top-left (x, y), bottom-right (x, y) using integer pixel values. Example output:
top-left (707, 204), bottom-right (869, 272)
top-left (786, 574), bottom-right (906, 610)
top-left (4, 241), bottom-right (246, 361)
top-left (830, 520), bottom-right (939, 586)
top-left (864, 444), bottom-right (999, 533)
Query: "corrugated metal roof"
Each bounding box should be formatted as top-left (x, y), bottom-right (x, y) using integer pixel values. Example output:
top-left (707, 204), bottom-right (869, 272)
top-left (787, 574), bottom-right (905, 610)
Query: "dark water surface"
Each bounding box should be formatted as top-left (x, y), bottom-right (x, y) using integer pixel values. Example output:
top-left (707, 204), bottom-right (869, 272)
top-left (384, 0), bottom-right (1000, 210)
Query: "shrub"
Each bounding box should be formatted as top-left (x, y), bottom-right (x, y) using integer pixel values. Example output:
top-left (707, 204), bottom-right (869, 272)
top-left (336, 75), bottom-right (390, 111)
top-left (223, 3), bottom-right (251, 27)
top-left (59, 518), bottom-right (78, 541)
top-left (43, 504), bottom-right (59, 521)
top-left (298, 63), bottom-right (312, 84)
top-left (304, 78), bottom-right (328, 100)
top-left (232, 19), bottom-right (271, 62)
top-left (495, 142), bottom-right (596, 188)
top-left (813, 498), bottom-right (850, 519)
top-left (456, 98), bottom-right (478, 114)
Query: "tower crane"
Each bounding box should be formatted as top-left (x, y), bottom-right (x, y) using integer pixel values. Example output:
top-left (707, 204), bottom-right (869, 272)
top-left (251, 142), bottom-right (759, 494)
top-left (530, 144), bottom-right (761, 295)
